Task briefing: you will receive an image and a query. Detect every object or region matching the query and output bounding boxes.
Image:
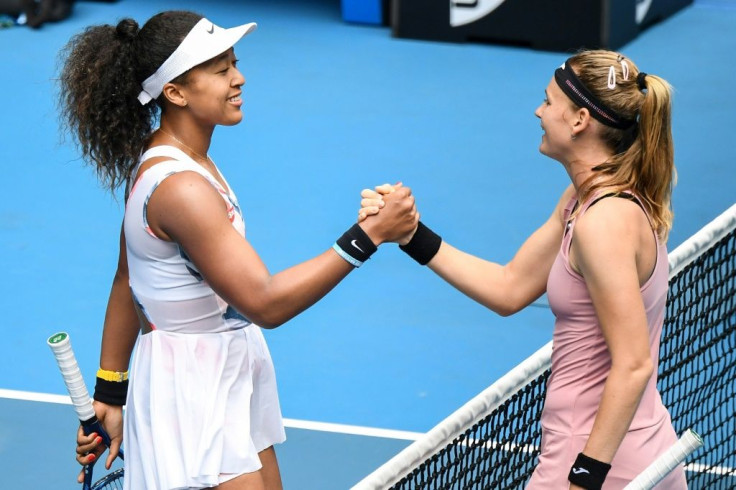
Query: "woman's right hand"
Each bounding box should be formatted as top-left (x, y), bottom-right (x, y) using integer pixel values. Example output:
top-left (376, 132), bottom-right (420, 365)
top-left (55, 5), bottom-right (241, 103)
top-left (75, 401), bottom-right (124, 483)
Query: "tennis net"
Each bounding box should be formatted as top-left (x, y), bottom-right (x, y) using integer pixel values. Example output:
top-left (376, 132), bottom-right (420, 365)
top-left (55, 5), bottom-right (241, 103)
top-left (353, 203), bottom-right (736, 490)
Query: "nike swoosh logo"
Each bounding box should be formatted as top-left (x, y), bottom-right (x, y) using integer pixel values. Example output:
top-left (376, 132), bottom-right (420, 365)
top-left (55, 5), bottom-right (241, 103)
top-left (351, 239), bottom-right (364, 253)
top-left (207, 23), bottom-right (214, 34)
top-left (572, 468), bottom-right (590, 475)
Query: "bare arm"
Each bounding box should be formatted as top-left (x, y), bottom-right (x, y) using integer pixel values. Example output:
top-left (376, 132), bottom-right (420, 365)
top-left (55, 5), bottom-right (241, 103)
top-left (76, 225), bottom-right (139, 474)
top-left (146, 172), bottom-right (418, 328)
top-left (425, 185), bottom-right (574, 316)
top-left (99, 225), bottom-right (140, 371)
top-left (571, 198), bottom-right (655, 465)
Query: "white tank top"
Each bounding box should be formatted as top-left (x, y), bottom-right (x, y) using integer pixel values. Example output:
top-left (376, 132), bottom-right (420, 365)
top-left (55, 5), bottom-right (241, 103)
top-left (124, 145), bottom-right (252, 333)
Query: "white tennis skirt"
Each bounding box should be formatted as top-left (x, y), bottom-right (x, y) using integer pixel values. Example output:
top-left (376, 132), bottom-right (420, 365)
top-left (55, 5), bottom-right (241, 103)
top-left (123, 326), bottom-right (286, 490)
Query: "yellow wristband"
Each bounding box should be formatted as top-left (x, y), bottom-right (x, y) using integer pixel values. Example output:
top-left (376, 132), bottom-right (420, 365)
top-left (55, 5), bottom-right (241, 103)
top-left (97, 368), bottom-right (129, 382)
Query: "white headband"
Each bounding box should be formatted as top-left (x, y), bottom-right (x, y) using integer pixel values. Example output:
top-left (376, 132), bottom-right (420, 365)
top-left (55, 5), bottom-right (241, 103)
top-left (137, 18), bottom-right (257, 105)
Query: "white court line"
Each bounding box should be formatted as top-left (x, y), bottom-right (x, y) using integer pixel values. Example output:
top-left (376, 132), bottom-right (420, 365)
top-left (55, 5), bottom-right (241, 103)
top-left (685, 462), bottom-right (736, 476)
top-left (0, 388), bottom-right (71, 405)
top-left (0, 388), bottom-right (425, 441)
top-left (3, 388), bottom-right (732, 476)
top-left (282, 418), bottom-right (424, 441)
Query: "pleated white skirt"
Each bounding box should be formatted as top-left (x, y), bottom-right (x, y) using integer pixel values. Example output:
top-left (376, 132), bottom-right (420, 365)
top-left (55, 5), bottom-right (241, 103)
top-left (123, 327), bottom-right (286, 490)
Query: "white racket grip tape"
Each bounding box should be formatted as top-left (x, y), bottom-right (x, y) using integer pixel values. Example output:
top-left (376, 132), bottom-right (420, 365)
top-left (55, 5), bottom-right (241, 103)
top-left (47, 332), bottom-right (96, 423)
top-left (624, 429), bottom-right (704, 490)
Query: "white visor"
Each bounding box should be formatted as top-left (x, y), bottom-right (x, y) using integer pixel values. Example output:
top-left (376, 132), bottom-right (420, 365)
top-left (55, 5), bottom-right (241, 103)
top-left (137, 18), bottom-right (257, 105)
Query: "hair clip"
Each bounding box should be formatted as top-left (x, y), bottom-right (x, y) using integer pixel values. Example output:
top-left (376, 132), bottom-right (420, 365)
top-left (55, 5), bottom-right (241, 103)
top-left (607, 66), bottom-right (616, 89)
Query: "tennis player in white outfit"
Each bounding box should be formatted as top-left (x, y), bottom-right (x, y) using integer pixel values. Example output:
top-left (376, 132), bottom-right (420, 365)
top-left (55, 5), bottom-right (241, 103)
top-left (59, 10), bottom-right (419, 489)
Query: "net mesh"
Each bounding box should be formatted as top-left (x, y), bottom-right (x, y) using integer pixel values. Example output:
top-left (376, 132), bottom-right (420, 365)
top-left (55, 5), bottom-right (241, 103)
top-left (659, 228), bottom-right (735, 489)
top-left (357, 206), bottom-right (735, 490)
top-left (387, 369), bottom-right (550, 489)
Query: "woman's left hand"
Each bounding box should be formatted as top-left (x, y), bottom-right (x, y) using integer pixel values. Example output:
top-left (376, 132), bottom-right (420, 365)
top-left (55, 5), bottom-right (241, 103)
top-left (359, 184), bottom-right (418, 245)
top-left (357, 183), bottom-right (400, 222)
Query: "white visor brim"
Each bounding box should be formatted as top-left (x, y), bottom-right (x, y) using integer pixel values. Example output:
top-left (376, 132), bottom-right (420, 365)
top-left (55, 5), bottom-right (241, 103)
top-left (138, 18), bottom-right (256, 105)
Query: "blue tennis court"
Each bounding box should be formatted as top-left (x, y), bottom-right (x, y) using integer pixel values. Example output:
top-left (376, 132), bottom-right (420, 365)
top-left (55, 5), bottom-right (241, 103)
top-left (1, 0), bottom-right (734, 488)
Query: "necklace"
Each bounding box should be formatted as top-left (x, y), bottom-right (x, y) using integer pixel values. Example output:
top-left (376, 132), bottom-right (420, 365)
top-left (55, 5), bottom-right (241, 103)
top-left (158, 128), bottom-right (211, 163)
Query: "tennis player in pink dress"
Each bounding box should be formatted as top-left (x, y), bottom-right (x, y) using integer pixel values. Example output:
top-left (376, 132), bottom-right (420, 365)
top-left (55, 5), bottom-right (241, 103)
top-left (526, 192), bottom-right (687, 489)
top-left (361, 49), bottom-right (686, 489)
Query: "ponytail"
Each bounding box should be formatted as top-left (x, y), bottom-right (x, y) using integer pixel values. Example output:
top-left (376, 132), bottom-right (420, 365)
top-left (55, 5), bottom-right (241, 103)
top-left (634, 74), bottom-right (675, 238)
top-left (59, 18), bottom-right (155, 192)
top-left (567, 50), bottom-right (675, 239)
top-left (58, 11), bottom-right (202, 194)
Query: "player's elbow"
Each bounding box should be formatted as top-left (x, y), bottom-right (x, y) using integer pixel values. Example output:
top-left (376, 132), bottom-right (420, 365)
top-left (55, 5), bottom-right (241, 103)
top-left (638, 358), bottom-right (655, 380)
top-left (228, 292), bottom-right (288, 328)
top-left (246, 302), bottom-right (294, 329)
top-left (244, 310), bottom-right (285, 329)
top-left (613, 356), bottom-right (654, 385)
top-left (491, 293), bottom-right (527, 317)
top-left (254, 317), bottom-right (285, 329)
top-left (256, 321), bottom-right (281, 329)
top-left (494, 304), bottom-right (519, 317)
top-left (490, 269), bottom-right (540, 317)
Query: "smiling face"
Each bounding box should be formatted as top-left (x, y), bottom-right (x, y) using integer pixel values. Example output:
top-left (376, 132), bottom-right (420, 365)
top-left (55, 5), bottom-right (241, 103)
top-left (534, 76), bottom-right (577, 162)
top-left (177, 48), bottom-right (246, 127)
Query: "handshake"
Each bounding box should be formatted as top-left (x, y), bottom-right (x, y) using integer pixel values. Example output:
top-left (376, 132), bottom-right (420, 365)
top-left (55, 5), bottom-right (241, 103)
top-left (346, 182), bottom-right (441, 267)
top-left (355, 182), bottom-right (419, 246)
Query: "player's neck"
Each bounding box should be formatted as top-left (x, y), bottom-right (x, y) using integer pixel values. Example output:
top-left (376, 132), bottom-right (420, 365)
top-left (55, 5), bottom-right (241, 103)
top-left (158, 119), bottom-right (214, 164)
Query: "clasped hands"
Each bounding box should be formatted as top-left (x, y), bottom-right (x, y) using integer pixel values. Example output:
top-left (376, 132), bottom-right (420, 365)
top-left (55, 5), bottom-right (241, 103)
top-left (358, 182), bottom-right (418, 246)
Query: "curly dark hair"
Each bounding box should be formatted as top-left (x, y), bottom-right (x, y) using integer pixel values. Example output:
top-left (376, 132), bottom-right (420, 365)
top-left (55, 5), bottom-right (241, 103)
top-left (58, 10), bottom-right (202, 193)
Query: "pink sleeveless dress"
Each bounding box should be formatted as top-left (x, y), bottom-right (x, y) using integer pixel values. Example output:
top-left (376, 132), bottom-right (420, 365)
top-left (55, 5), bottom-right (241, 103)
top-left (526, 194), bottom-right (687, 489)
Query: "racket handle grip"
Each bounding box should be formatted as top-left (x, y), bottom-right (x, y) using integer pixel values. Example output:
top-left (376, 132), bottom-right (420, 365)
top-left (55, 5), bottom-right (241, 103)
top-left (624, 429), bottom-right (703, 490)
top-left (47, 332), bottom-right (96, 423)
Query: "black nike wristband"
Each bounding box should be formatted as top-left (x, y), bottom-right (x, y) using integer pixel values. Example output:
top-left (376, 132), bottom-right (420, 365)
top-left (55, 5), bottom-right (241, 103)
top-left (333, 224), bottom-right (377, 267)
top-left (400, 222), bottom-right (441, 265)
top-left (568, 452), bottom-right (611, 490)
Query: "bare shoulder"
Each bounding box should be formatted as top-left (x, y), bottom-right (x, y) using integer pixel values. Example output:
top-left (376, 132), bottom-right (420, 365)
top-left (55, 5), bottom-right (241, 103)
top-left (152, 171), bottom-right (223, 207)
top-left (575, 196), bottom-right (647, 248)
top-left (558, 184), bottom-right (576, 207)
top-left (145, 170), bottom-right (228, 241)
top-left (552, 184), bottom-right (576, 224)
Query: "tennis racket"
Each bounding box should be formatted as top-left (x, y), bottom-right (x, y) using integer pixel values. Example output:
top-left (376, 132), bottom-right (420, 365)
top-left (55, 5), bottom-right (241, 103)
top-left (47, 332), bottom-right (125, 490)
top-left (624, 428), bottom-right (704, 490)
